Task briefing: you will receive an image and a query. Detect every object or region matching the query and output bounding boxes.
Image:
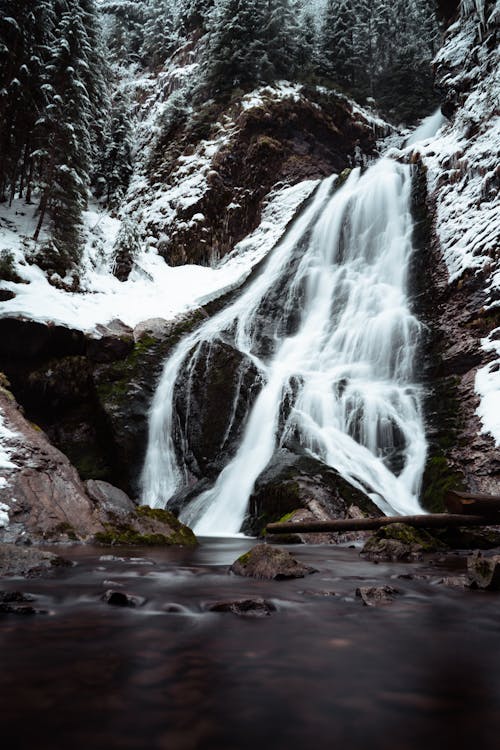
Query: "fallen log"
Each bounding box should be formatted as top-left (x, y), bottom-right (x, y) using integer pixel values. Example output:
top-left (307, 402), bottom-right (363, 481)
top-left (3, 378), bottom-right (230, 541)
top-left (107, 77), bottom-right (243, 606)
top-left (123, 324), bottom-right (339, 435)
top-left (445, 490), bottom-right (500, 516)
top-left (266, 513), bottom-right (498, 535)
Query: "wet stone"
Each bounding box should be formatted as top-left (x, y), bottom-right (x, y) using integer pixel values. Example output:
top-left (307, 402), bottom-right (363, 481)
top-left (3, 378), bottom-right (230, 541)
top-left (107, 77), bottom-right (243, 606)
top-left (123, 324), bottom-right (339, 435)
top-left (356, 585), bottom-right (401, 607)
top-left (102, 590), bottom-right (146, 608)
top-left (467, 551), bottom-right (500, 590)
top-left (230, 544), bottom-right (317, 581)
top-left (0, 590), bottom-right (46, 615)
top-left (208, 598), bottom-right (276, 617)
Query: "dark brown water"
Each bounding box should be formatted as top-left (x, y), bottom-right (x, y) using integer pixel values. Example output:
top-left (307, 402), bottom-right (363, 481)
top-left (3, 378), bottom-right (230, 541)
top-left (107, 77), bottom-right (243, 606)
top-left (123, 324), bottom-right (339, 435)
top-left (1, 539), bottom-right (499, 750)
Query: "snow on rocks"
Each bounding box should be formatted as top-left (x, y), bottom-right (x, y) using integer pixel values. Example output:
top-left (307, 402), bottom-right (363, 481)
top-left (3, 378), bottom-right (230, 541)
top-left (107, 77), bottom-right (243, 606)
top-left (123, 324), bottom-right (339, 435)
top-left (403, 13), bottom-right (500, 447)
top-left (0, 179), bottom-right (317, 333)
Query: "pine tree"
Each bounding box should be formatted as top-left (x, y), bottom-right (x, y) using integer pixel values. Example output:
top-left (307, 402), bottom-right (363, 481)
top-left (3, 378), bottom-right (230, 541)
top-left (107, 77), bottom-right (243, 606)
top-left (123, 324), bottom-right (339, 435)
top-left (319, 0), bottom-right (357, 88)
top-left (33, 0), bottom-right (108, 269)
top-left (0, 1), bottom-right (54, 203)
top-left (141, 0), bottom-right (177, 69)
top-left (97, 89), bottom-right (133, 206)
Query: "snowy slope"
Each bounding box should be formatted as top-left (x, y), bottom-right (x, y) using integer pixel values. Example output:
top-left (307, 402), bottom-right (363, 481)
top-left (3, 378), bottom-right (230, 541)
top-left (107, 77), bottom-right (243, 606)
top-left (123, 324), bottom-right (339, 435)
top-left (0, 179), bottom-right (318, 332)
top-left (405, 7), bottom-right (500, 446)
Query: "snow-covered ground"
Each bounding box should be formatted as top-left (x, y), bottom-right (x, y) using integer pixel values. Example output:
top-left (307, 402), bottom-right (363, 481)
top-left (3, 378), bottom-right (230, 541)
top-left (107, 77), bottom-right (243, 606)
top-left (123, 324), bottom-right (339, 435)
top-left (0, 179), bottom-right (318, 333)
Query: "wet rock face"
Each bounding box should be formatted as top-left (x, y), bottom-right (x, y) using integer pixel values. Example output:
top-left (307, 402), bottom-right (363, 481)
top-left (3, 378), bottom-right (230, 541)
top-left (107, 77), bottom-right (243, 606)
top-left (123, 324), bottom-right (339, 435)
top-left (173, 339), bottom-right (261, 479)
top-left (230, 544), bottom-right (317, 580)
top-left (0, 386), bottom-right (107, 543)
top-left (244, 450), bottom-right (381, 537)
top-left (0, 311), bottom-right (208, 497)
top-left (410, 164), bottom-right (500, 510)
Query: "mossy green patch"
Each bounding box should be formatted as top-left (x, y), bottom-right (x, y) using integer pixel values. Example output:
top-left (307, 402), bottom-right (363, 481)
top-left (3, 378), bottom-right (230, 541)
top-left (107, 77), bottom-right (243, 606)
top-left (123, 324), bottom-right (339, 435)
top-left (374, 523), bottom-right (445, 552)
top-left (94, 507), bottom-right (198, 547)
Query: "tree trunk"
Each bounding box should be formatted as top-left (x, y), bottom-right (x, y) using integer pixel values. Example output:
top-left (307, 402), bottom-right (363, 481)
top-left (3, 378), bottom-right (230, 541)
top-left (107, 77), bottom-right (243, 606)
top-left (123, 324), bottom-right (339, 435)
top-left (266, 513), bottom-right (497, 535)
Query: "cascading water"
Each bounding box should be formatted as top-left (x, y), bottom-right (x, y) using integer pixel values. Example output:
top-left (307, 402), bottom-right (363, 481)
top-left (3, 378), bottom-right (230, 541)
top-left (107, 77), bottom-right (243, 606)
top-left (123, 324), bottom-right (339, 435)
top-left (141, 157), bottom-right (427, 536)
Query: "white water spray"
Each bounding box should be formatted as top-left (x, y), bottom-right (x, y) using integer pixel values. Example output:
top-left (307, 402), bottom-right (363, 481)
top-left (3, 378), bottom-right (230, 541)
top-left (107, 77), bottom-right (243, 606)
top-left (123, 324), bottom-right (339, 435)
top-left (141, 158), bottom-right (427, 535)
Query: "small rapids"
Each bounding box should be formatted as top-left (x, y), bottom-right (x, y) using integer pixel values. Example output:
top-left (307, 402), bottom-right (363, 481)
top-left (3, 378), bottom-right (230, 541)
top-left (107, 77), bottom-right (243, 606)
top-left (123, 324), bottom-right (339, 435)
top-left (141, 158), bottom-right (427, 535)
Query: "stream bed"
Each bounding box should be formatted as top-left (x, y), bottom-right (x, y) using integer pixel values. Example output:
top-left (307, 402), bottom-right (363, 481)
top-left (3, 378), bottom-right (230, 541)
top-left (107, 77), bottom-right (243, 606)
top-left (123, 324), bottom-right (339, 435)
top-left (1, 538), bottom-right (499, 749)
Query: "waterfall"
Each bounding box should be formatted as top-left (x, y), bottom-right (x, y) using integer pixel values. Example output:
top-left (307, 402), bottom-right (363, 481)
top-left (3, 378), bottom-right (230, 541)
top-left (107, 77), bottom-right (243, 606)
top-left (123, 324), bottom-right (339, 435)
top-left (141, 158), bottom-right (427, 536)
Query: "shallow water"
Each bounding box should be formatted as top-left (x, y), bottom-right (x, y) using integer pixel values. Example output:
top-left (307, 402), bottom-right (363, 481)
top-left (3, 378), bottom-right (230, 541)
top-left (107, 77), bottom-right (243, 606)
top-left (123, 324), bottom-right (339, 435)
top-left (1, 539), bottom-right (499, 750)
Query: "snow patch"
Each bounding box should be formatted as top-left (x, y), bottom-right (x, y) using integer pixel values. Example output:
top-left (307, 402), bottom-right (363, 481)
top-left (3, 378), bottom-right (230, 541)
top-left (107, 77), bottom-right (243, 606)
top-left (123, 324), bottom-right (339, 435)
top-left (475, 331), bottom-right (500, 446)
top-left (0, 180), bottom-right (317, 332)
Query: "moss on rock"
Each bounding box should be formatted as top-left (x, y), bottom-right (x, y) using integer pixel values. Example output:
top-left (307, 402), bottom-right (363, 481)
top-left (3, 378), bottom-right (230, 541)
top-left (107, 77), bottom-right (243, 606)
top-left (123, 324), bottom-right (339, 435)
top-left (94, 506), bottom-right (198, 547)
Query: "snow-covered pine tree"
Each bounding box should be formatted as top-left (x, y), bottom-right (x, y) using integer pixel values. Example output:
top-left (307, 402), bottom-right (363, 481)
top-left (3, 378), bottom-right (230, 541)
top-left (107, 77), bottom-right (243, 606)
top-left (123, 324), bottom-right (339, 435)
top-left (97, 89), bottom-right (133, 207)
top-left (198, 0), bottom-right (269, 99)
top-left (33, 0), bottom-right (105, 270)
top-left (0, 0), bottom-right (54, 203)
top-left (141, 0), bottom-right (178, 69)
top-left (100, 0), bottom-right (147, 65)
top-left (318, 0), bottom-right (357, 88)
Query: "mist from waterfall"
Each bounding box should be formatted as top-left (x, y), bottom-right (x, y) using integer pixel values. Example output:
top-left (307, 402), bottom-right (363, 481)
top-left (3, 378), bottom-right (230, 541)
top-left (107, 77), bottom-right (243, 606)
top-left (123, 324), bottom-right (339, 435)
top-left (141, 158), bottom-right (427, 535)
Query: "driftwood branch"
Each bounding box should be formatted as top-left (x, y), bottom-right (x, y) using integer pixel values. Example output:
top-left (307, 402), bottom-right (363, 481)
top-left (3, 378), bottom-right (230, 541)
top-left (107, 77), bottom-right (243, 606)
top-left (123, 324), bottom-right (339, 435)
top-left (266, 513), bottom-right (497, 535)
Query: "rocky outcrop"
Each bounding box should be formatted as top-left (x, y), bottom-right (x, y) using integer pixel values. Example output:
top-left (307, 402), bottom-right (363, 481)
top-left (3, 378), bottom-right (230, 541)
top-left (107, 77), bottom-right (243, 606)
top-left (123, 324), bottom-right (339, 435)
top-left (410, 5), bottom-right (500, 507)
top-left (0, 311), bottom-right (209, 497)
top-left (0, 381), bottom-right (197, 545)
top-left (0, 384), bottom-right (107, 543)
top-left (129, 84), bottom-right (383, 273)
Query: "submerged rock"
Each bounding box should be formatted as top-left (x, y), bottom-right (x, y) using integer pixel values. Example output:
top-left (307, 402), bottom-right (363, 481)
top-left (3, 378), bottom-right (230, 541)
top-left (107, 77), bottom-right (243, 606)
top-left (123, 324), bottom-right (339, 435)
top-left (0, 590), bottom-right (46, 615)
top-left (467, 551), bottom-right (500, 591)
top-left (230, 544), bottom-right (317, 580)
top-left (361, 523), bottom-right (446, 562)
top-left (208, 598), bottom-right (276, 617)
top-left (102, 590), bottom-right (146, 608)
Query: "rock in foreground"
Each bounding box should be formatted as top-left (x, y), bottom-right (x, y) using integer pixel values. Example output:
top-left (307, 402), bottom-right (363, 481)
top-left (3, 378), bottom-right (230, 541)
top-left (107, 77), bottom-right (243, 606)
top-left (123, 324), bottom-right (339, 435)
top-left (94, 506), bottom-right (198, 547)
top-left (0, 543), bottom-right (70, 577)
top-left (356, 586), bottom-right (401, 607)
top-left (467, 552), bottom-right (500, 591)
top-left (208, 598), bottom-right (276, 617)
top-left (230, 544), bottom-right (317, 580)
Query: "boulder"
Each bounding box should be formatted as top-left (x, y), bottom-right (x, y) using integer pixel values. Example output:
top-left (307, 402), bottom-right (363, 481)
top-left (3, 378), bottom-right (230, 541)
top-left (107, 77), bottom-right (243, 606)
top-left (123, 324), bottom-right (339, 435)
top-left (85, 480), bottom-right (136, 516)
top-left (230, 544), bottom-right (316, 580)
top-left (245, 450), bottom-right (381, 537)
top-left (0, 386), bottom-right (107, 543)
top-left (94, 506), bottom-right (198, 547)
top-left (0, 590), bottom-right (46, 615)
top-left (361, 523), bottom-right (445, 562)
top-left (356, 585), bottom-right (400, 607)
top-left (467, 551), bottom-right (500, 591)
top-left (86, 320), bottom-right (134, 364)
top-left (0, 543), bottom-right (70, 577)
top-left (173, 339), bottom-right (261, 479)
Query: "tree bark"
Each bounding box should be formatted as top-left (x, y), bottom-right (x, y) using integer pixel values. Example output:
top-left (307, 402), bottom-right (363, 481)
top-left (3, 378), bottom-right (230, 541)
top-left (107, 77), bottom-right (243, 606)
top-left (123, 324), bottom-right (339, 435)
top-left (266, 513), bottom-right (497, 535)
